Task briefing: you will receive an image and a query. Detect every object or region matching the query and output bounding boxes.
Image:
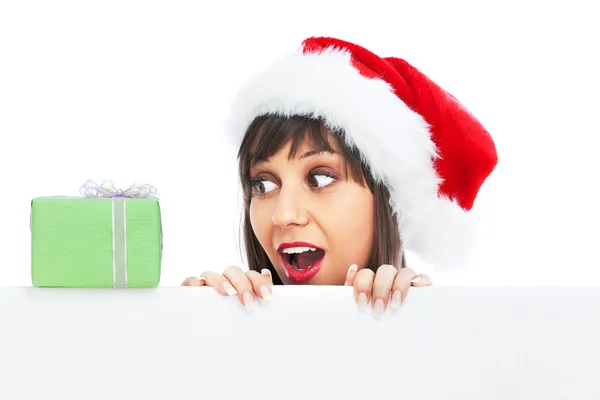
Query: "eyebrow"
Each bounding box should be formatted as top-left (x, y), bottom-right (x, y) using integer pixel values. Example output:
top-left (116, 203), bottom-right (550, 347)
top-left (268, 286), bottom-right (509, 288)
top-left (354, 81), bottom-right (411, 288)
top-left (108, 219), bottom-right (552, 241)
top-left (298, 149), bottom-right (337, 159)
top-left (252, 149), bottom-right (337, 166)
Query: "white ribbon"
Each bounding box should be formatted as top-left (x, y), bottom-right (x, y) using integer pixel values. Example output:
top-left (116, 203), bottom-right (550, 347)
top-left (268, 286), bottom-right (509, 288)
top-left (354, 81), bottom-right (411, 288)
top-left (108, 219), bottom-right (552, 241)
top-left (79, 180), bottom-right (158, 199)
top-left (79, 180), bottom-right (159, 288)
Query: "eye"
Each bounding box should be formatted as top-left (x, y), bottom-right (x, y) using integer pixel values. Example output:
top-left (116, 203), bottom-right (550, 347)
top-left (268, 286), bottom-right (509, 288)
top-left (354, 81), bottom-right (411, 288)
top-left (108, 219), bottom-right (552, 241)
top-left (308, 173), bottom-right (335, 188)
top-left (252, 179), bottom-right (277, 196)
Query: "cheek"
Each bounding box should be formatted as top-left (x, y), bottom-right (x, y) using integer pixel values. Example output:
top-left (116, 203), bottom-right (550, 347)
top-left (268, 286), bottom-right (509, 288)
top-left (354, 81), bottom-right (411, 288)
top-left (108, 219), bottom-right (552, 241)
top-left (249, 201), bottom-right (273, 252)
top-left (321, 188), bottom-right (375, 269)
top-left (343, 202), bottom-right (374, 260)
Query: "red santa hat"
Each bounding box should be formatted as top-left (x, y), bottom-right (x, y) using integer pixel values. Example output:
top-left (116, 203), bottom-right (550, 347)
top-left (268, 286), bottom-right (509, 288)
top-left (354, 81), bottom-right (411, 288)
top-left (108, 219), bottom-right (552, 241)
top-left (224, 36), bottom-right (498, 268)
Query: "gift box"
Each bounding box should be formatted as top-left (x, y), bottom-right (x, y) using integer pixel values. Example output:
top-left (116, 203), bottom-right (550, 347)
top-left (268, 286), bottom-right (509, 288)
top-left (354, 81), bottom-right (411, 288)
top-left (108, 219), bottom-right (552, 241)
top-left (30, 180), bottom-right (163, 288)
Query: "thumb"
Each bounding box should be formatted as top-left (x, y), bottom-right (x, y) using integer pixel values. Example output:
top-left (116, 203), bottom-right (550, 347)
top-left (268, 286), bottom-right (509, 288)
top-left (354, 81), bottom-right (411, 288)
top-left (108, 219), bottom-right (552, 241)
top-left (344, 264), bottom-right (358, 286)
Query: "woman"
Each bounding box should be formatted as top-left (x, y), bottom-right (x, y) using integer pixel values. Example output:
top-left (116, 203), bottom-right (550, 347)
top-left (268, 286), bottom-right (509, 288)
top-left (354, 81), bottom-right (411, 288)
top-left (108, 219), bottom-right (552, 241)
top-left (182, 37), bottom-right (498, 315)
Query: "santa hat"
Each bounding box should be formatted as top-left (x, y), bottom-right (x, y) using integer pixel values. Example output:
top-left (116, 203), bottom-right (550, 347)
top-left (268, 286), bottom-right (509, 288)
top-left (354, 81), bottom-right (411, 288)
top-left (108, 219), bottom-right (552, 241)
top-left (224, 37), bottom-right (498, 268)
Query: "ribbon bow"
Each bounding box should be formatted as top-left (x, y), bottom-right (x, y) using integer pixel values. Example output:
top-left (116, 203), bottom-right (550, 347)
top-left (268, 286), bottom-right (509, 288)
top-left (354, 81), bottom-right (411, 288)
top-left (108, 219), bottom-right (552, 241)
top-left (79, 180), bottom-right (158, 199)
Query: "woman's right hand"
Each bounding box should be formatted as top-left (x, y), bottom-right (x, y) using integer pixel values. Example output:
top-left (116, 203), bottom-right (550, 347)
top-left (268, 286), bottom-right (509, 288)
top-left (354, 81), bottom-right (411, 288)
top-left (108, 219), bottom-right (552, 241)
top-left (181, 266), bottom-right (273, 310)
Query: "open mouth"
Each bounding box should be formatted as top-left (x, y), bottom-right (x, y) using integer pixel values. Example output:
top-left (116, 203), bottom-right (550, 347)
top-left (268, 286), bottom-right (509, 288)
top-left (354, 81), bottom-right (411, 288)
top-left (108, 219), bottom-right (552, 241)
top-left (278, 244), bottom-right (325, 283)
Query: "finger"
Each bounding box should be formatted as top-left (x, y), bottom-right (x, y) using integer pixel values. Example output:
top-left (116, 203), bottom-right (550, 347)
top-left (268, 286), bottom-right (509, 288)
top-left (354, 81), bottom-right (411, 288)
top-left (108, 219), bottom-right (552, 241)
top-left (246, 270), bottom-right (273, 301)
top-left (260, 268), bottom-right (274, 286)
top-left (181, 276), bottom-right (206, 287)
top-left (353, 268), bottom-right (375, 311)
top-left (344, 264), bottom-right (358, 286)
top-left (389, 268), bottom-right (418, 309)
top-left (371, 264), bottom-right (398, 316)
top-left (410, 274), bottom-right (433, 287)
top-left (222, 266), bottom-right (256, 310)
top-left (200, 271), bottom-right (238, 297)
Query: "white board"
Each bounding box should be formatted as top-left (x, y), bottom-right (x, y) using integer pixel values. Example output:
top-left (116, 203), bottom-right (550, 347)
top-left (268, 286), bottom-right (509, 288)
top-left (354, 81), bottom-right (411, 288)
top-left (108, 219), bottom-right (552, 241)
top-left (1, 286), bottom-right (599, 399)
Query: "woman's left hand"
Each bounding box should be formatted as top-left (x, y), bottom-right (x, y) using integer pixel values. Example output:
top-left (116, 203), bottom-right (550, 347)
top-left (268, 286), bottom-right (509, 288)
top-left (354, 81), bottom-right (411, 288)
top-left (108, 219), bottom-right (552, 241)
top-left (344, 264), bottom-right (432, 316)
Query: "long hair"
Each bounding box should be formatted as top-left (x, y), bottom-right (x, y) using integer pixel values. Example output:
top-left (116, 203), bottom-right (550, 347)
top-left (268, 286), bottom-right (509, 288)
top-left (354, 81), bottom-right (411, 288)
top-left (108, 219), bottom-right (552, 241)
top-left (237, 114), bottom-right (405, 285)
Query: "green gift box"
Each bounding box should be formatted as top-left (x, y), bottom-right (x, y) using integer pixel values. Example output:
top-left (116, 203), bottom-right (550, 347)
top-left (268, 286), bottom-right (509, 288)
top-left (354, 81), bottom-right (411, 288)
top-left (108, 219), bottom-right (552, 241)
top-left (30, 180), bottom-right (163, 288)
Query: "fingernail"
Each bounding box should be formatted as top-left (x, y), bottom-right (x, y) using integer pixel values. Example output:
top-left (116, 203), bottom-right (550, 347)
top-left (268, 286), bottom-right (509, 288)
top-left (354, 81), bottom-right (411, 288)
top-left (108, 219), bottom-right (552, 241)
top-left (346, 264), bottom-right (357, 279)
top-left (261, 268), bottom-right (272, 277)
top-left (189, 278), bottom-right (201, 286)
top-left (259, 285), bottom-right (272, 300)
top-left (390, 290), bottom-right (402, 308)
top-left (222, 282), bottom-right (237, 296)
top-left (373, 298), bottom-right (385, 317)
top-left (243, 291), bottom-right (255, 310)
top-left (411, 276), bottom-right (422, 284)
top-left (357, 293), bottom-right (368, 311)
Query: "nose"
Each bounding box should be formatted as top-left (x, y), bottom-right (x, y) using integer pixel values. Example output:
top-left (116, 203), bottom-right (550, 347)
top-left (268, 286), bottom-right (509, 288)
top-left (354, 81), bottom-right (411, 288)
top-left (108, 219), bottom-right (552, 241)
top-left (271, 183), bottom-right (309, 229)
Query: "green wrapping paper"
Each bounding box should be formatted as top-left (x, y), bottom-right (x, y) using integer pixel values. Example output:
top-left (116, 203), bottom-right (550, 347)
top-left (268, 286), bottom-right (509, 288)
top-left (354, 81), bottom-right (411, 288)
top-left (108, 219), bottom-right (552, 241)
top-left (30, 180), bottom-right (163, 288)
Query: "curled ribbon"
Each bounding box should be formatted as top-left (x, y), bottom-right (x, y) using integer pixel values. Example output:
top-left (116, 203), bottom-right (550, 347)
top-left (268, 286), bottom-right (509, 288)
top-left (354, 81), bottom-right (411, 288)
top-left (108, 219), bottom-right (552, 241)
top-left (80, 180), bottom-right (158, 199)
top-left (79, 180), bottom-right (160, 288)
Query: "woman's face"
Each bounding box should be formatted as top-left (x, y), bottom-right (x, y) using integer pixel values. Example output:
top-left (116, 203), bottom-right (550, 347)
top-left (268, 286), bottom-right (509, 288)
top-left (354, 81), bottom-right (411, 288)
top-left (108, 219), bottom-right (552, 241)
top-left (249, 137), bottom-right (375, 285)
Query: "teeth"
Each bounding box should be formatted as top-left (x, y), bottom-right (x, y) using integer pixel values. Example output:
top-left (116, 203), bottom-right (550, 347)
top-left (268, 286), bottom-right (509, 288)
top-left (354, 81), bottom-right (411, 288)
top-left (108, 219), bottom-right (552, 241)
top-left (281, 246), bottom-right (317, 254)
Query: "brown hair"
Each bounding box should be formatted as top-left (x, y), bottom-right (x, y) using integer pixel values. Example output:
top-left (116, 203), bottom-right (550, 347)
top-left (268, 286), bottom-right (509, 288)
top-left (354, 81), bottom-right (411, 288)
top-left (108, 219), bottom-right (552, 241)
top-left (237, 114), bottom-right (405, 285)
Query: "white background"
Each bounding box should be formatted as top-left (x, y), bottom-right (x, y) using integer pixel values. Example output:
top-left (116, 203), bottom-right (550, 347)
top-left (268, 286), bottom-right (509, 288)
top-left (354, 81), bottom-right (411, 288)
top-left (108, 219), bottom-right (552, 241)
top-left (1, 0), bottom-right (598, 287)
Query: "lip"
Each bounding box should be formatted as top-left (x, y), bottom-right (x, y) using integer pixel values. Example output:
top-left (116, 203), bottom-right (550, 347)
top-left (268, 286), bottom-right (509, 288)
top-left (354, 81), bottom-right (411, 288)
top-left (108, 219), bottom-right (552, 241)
top-left (276, 241), bottom-right (320, 252)
top-left (277, 241), bottom-right (325, 283)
